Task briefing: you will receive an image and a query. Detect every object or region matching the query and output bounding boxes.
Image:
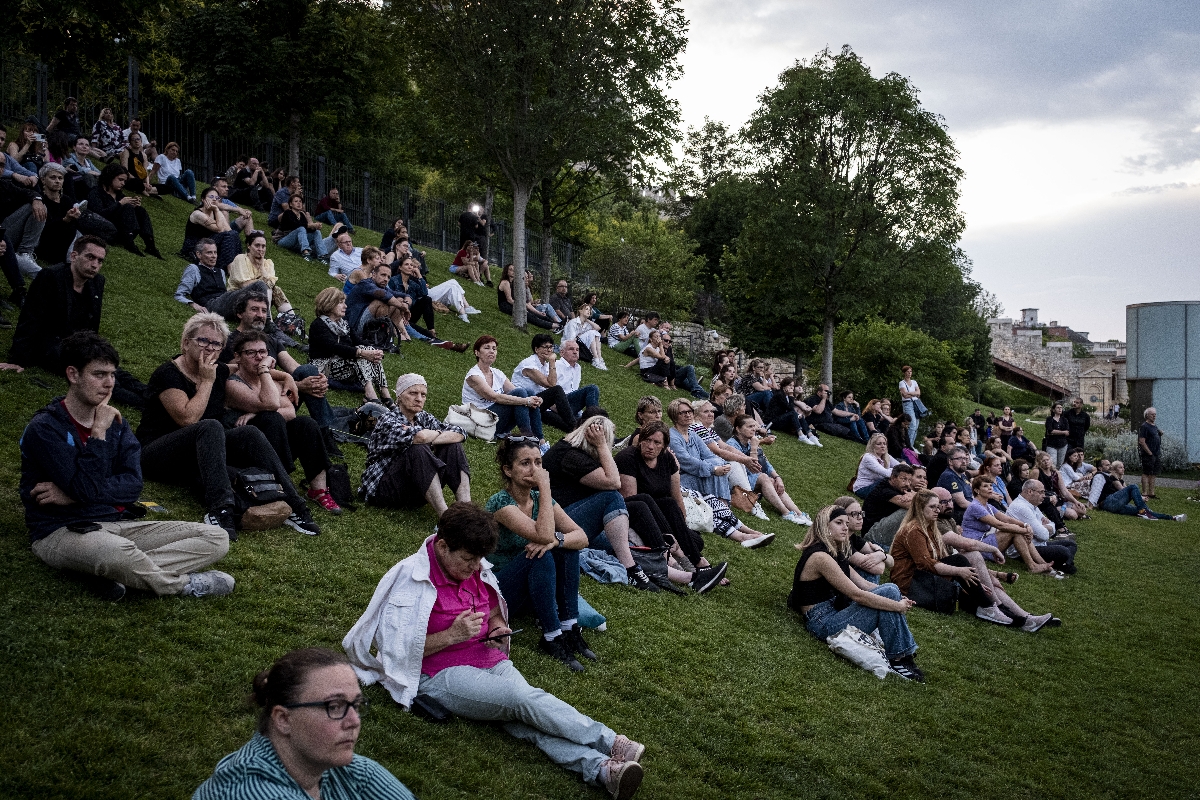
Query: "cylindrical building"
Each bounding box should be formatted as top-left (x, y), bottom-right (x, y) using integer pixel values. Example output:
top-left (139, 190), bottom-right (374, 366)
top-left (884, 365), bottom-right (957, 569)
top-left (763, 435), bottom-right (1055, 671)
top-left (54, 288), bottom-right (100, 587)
top-left (1126, 301), bottom-right (1200, 462)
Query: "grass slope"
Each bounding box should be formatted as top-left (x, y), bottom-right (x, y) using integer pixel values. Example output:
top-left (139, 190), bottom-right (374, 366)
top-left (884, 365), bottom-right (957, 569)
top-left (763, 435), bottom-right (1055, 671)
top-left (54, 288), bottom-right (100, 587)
top-left (1, 197), bottom-right (1197, 799)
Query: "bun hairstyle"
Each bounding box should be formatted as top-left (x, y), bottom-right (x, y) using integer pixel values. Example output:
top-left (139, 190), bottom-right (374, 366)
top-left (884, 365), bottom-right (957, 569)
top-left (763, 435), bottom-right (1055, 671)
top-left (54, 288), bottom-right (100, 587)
top-left (251, 648), bottom-right (350, 734)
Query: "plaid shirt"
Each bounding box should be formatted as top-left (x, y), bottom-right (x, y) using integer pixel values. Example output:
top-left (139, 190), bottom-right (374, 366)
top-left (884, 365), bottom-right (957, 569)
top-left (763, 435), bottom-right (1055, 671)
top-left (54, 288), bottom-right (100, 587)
top-left (361, 410), bottom-right (466, 499)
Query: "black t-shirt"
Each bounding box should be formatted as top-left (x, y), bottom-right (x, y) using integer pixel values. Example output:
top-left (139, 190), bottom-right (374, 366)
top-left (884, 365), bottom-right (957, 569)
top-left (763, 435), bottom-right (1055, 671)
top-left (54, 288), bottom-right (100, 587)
top-left (234, 168), bottom-right (254, 189)
top-left (849, 533), bottom-right (867, 553)
top-left (1138, 422), bottom-right (1161, 456)
top-left (53, 109), bottom-right (81, 136)
top-left (804, 395), bottom-right (832, 424)
top-left (862, 482), bottom-right (903, 534)
top-left (863, 411), bottom-right (889, 435)
top-left (137, 360), bottom-right (230, 444)
top-left (926, 450), bottom-right (950, 485)
top-left (542, 440), bottom-right (604, 508)
top-left (277, 209), bottom-right (305, 233)
top-left (615, 447), bottom-right (678, 499)
top-left (970, 413), bottom-right (986, 431)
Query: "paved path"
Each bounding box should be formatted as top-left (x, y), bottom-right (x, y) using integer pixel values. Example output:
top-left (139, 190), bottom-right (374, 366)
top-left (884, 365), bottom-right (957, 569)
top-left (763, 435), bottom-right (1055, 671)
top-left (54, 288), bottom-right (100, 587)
top-left (1122, 475), bottom-right (1198, 489)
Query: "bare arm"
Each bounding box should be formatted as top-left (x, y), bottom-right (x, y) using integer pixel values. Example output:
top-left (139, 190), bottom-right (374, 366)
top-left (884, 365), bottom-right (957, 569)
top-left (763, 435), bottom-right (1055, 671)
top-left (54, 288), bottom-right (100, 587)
top-left (805, 553), bottom-right (912, 613)
top-left (467, 374), bottom-right (536, 407)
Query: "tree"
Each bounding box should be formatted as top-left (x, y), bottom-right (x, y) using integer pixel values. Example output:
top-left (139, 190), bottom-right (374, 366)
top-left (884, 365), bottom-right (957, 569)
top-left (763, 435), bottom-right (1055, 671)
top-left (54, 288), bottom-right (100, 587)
top-left (169, 0), bottom-right (386, 176)
top-left (399, 0), bottom-right (685, 328)
top-left (723, 46), bottom-right (965, 386)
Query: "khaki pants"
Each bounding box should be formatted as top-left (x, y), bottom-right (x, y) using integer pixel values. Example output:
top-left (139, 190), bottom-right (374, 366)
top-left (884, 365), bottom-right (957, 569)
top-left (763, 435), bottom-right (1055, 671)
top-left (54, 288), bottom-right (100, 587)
top-left (31, 520), bottom-right (229, 596)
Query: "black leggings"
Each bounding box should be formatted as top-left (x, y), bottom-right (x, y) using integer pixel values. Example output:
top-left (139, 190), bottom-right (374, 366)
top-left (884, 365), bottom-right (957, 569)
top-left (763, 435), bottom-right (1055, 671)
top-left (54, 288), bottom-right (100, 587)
top-left (625, 493), bottom-right (704, 566)
top-left (536, 386), bottom-right (577, 433)
top-left (410, 295), bottom-right (436, 330)
top-left (246, 412), bottom-right (330, 482)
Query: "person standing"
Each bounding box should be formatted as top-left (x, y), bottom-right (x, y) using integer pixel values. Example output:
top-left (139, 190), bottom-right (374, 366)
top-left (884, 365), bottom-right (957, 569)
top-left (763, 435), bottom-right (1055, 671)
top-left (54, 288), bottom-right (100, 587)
top-left (898, 365), bottom-right (928, 449)
top-left (1064, 397), bottom-right (1091, 451)
top-left (1138, 407), bottom-right (1163, 499)
top-left (1044, 402), bottom-right (1071, 468)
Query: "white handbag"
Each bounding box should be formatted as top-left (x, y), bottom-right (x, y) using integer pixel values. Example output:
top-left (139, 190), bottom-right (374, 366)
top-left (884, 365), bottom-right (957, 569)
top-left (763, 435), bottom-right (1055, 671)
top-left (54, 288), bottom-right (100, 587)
top-left (446, 403), bottom-right (499, 442)
top-left (826, 625), bottom-right (891, 679)
top-left (445, 404), bottom-right (477, 437)
top-left (681, 488), bottom-right (714, 533)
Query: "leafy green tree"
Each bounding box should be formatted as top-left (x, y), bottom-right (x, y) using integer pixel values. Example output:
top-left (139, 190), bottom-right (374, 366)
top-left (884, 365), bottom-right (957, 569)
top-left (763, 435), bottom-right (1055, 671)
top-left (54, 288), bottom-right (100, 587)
top-left (724, 46), bottom-right (965, 386)
top-left (831, 319), bottom-right (966, 422)
top-left (398, 0), bottom-right (685, 328)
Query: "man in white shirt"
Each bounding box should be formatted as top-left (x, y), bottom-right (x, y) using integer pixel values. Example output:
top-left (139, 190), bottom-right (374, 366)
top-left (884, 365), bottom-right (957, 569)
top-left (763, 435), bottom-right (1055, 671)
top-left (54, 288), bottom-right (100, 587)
top-left (512, 334), bottom-right (580, 432)
top-left (328, 229), bottom-right (362, 281)
top-left (541, 340), bottom-right (600, 430)
top-left (1006, 480), bottom-right (1078, 573)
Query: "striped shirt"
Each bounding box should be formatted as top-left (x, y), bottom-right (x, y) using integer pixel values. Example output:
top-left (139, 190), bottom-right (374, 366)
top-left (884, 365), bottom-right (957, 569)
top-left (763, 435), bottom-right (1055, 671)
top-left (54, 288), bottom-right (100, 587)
top-left (192, 732), bottom-right (416, 800)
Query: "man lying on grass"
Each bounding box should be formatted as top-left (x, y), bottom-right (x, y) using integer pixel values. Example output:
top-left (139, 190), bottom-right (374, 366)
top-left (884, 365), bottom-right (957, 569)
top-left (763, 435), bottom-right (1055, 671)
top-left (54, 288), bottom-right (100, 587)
top-left (19, 331), bottom-right (233, 602)
top-left (344, 501), bottom-right (647, 799)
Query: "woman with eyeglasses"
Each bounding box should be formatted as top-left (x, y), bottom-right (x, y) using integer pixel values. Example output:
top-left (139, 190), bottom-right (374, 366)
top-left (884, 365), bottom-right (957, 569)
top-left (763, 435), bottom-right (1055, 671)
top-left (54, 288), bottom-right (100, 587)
top-left (137, 313), bottom-right (320, 539)
top-left (192, 647), bottom-right (416, 800)
top-left (831, 496), bottom-right (892, 583)
top-left (666, 397), bottom-right (732, 502)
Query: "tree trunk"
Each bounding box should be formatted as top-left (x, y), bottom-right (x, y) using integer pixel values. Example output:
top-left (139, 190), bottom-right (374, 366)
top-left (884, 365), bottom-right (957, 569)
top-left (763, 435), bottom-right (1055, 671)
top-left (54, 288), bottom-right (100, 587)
top-left (511, 182), bottom-right (530, 329)
top-left (540, 175), bottom-right (555, 305)
top-left (288, 112), bottom-right (301, 178)
top-left (483, 185), bottom-right (495, 263)
top-left (821, 314), bottom-right (835, 388)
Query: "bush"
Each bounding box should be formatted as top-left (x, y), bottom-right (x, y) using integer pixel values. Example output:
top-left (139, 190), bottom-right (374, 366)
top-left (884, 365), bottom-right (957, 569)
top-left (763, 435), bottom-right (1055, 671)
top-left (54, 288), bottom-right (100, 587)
top-left (831, 319), bottom-right (966, 423)
top-left (978, 378), bottom-right (1050, 414)
top-left (1089, 432), bottom-right (1191, 472)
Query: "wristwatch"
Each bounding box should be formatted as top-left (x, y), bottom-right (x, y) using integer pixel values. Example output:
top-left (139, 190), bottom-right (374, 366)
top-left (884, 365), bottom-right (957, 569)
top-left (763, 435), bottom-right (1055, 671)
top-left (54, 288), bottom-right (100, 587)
top-left (554, 531), bottom-right (565, 546)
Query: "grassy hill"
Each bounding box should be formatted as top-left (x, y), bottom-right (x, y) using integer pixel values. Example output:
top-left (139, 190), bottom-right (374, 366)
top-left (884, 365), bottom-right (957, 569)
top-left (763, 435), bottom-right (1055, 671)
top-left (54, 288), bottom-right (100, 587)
top-left (0, 196), bottom-right (1197, 799)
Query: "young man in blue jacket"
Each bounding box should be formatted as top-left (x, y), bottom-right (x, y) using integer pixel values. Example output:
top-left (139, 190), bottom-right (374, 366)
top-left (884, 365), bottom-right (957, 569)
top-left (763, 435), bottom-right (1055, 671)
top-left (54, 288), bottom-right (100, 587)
top-left (20, 331), bottom-right (233, 601)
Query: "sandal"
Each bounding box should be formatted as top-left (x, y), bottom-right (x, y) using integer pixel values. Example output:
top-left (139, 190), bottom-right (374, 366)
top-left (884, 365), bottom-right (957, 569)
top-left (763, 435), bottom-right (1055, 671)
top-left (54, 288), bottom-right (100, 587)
top-left (1000, 572), bottom-right (1018, 584)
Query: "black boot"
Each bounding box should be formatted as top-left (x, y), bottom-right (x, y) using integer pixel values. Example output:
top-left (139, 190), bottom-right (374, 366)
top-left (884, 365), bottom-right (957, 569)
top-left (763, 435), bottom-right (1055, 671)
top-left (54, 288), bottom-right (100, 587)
top-left (321, 427), bottom-right (345, 459)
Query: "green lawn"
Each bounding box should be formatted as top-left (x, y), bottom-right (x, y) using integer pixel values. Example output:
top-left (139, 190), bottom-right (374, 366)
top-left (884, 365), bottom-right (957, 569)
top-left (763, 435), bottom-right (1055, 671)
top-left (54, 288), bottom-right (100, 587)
top-left (1, 197), bottom-right (1197, 799)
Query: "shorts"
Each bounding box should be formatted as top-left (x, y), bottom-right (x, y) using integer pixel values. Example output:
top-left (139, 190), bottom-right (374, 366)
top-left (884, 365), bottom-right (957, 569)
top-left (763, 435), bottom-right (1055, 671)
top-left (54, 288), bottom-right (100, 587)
top-left (1142, 454), bottom-right (1161, 476)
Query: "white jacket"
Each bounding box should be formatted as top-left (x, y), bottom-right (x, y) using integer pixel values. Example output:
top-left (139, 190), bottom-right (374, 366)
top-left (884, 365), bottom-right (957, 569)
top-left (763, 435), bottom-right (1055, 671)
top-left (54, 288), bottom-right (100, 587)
top-left (342, 535), bottom-right (508, 709)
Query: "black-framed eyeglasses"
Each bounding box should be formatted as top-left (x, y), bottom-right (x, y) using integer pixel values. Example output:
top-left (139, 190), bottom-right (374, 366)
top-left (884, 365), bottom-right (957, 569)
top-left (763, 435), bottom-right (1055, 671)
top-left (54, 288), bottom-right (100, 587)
top-left (847, 511), bottom-right (864, 518)
top-left (284, 696), bottom-right (369, 720)
top-left (678, 407), bottom-right (694, 415)
top-left (192, 336), bottom-right (224, 350)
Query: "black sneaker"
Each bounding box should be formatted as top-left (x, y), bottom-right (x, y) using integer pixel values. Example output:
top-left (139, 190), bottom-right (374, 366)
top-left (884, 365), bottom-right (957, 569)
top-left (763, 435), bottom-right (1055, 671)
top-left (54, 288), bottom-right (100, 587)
top-left (284, 512), bottom-right (321, 536)
top-left (538, 636), bottom-right (584, 672)
top-left (564, 623), bottom-right (598, 661)
top-left (204, 507), bottom-right (239, 542)
top-left (689, 562), bottom-right (728, 594)
top-left (626, 566), bottom-right (660, 592)
top-left (82, 575), bottom-right (126, 602)
top-left (888, 655), bottom-right (925, 683)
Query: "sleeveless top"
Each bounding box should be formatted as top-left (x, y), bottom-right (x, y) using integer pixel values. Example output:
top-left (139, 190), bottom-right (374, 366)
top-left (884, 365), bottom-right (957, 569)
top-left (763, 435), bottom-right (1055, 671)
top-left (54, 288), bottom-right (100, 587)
top-left (497, 284), bottom-right (513, 314)
top-left (184, 216), bottom-right (214, 243)
top-left (788, 541), bottom-right (852, 613)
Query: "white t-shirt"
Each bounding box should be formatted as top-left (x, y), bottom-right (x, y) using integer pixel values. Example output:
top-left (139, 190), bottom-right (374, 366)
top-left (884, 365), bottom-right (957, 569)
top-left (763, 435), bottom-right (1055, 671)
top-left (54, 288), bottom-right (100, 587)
top-left (639, 343), bottom-right (660, 370)
top-left (512, 354), bottom-right (550, 394)
top-left (557, 359), bottom-right (582, 394)
top-left (153, 154), bottom-right (182, 183)
top-left (123, 129), bottom-right (150, 148)
top-left (1007, 495), bottom-right (1051, 543)
top-left (329, 248), bottom-right (362, 279)
top-left (462, 364), bottom-right (507, 408)
top-left (899, 378), bottom-right (919, 399)
top-left (633, 323), bottom-right (654, 350)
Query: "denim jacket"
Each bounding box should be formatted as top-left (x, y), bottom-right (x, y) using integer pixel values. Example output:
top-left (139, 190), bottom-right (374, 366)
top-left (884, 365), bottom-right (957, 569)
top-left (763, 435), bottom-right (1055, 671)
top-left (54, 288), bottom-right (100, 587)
top-left (342, 535), bottom-right (507, 709)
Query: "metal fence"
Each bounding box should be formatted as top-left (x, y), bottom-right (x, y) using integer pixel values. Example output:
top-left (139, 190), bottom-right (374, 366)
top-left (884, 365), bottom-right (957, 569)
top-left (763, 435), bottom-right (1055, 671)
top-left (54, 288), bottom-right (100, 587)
top-left (1, 50), bottom-right (583, 275)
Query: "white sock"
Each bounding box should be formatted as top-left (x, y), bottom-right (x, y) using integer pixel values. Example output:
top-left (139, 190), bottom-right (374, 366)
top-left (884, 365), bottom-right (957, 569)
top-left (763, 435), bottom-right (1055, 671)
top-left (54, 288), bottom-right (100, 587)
top-left (544, 629), bottom-right (562, 641)
top-left (560, 619), bottom-right (577, 631)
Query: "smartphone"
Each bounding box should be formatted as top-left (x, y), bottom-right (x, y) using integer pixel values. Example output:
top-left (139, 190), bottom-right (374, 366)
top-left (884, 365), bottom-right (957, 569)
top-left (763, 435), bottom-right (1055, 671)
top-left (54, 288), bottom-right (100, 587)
top-left (482, 628), bottom-right (523, 642)
top-left (74, 200), bottom-right (87, 213)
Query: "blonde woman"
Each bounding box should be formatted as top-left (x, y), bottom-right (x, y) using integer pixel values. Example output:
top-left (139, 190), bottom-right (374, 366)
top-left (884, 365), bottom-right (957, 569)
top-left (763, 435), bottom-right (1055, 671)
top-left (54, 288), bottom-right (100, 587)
top-left (561, 302), bottom-right (608, 370)
top-left (853, 433), bottom-right (898, 497)
top-left (788, 506), bottom-right (924, 681)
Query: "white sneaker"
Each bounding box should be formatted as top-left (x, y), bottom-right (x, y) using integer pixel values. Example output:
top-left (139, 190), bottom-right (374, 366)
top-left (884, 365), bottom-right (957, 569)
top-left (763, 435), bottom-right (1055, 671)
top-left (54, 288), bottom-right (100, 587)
top-left (465, 305), bottom-right (482, 314)
top-left (976, 605), bottom-right (1013, 625)
top-left (797, 511), bottom-right (813, 525)
top-left (1175, 514), bottom-right (1187, 522)
top-left (459, 312), bottom-right (470, 323)
top-left (594, 357), bottom-right (608, 371)
top-left (782, 511), bottom-right (807, 525)
top-left (751, 503), bottom-right (769, 520)
top-left (809, 435), bottom-right (823, 447)
top-left (181, 571), bottom-right (235, 598)
top-left (741, 532), bottom-right (775, 548)
top-left (1022, 612), bottom-right (1054, 632)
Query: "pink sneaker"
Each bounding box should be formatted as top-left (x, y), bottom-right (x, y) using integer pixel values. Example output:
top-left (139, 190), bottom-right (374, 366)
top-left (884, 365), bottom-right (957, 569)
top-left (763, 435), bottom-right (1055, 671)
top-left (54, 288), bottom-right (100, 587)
top-left (307, 487), bottom-right (343, 515)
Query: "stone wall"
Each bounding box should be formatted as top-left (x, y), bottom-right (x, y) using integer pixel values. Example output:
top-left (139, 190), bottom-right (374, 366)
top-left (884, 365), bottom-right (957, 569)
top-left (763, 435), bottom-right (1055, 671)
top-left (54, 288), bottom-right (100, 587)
top-left (988, 318), bottom-right (1128, 412)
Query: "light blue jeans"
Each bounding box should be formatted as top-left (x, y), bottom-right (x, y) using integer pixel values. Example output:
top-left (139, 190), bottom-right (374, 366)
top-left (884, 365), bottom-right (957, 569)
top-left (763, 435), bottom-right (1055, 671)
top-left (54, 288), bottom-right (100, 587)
top-left (418, 660), bottom-right (615, 783)
top-left (564, 491), bottom-right (629, 544)
top-left (277, 226), bottom-right (322, 254)
top-left (162, 170), bottom-right (196, 200)
top-left (315, 209), bottom-right (354, 231)
top-left (804, 583), bottom-right (917, 659)
top-left (901, 399), bottom-right (927, 448)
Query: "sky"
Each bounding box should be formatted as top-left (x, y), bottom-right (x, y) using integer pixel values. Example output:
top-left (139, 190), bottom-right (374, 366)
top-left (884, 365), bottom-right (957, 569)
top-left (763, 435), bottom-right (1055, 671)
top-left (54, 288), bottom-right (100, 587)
top-left (669, 0), bottom-right (1200, 341)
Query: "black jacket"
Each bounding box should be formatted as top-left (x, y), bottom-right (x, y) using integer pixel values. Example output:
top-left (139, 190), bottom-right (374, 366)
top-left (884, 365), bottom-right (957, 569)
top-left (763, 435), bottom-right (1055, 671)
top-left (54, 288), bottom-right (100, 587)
top-left (1064, 408), bottom-right (1091, 448)
top-left (9, 262), bottom-right (104, 369)
top-left (309, 317), bottom-right (359, 361)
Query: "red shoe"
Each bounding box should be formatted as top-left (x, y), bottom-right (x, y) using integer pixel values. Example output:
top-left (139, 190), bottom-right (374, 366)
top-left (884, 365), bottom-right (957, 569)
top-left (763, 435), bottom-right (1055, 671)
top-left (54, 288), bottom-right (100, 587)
top-left (307, 487), bottom-right (343, 515)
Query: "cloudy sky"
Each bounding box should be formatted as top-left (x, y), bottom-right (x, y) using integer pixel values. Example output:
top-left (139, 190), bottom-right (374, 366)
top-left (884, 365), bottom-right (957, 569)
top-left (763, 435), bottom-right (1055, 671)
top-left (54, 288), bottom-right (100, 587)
top-left (670, 0), bottom-right (1200, 341)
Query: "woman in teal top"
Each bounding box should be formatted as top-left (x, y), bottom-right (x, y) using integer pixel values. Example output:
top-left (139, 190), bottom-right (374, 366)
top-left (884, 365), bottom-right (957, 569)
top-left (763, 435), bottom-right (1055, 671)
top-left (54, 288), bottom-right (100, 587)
top-left (486, 437), bottom-right (594, 673)
top-left (193, 648), bottom-right (416, 800)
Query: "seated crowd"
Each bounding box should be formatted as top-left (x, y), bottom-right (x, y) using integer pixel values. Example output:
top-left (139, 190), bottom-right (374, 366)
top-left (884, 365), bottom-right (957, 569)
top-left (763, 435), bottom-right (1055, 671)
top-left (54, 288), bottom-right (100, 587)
top-left (7, 129), bottom-right (1171, 797)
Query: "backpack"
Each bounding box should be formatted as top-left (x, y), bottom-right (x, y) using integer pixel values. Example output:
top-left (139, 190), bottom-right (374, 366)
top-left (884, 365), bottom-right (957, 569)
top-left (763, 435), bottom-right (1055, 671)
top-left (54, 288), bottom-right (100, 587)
top-left (359, 317), bottom-right (398, 351)
top-left (325, 464), bottom-right (356, 510)
top-left (227, 466), bottom-right (292, 530)
top-left (275, 309), bottom-right (307, 342)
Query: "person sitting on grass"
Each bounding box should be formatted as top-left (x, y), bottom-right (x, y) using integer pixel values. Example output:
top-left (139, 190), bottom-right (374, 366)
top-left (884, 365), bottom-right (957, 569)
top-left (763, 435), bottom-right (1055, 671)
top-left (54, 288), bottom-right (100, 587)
top-left (853, 433), bottom-right (898, 498)
top-left (658, 330), bottom-right (708, 399)
top-left (308, 288), bottom-right (391, 406)
top-left (149, 141), bottom-right (196, 202)
top-left (511, 334), bottom-right (580, 433)
top-left (268, 175), bottom-right (301, 227)
top-left (209, 175), bottom-right (255, 235)
top-left (829, 496), bottom-right (894, 584)
top-left (579, 290), bottom-right (614, 332)
top-left (88, 163), bottom-right (161, 258)
top-left (606, 309), bottom-right (638, 355)
top-left (20, 331), bottom-right (233, 602)
top-left (803, 384), bottom-right (857, 442)
top-left (118, 134), bottom-right (160, 199)
top-left (1087, 459), bottom-right (1183, 521)
top-left (962, 475), bottom-right (1061, 577)
top-left (361, 374), bottom-right (470, 517)
top-left (614, 395), bottom-right (664, 452)
top-left (890, 489), bottom-right (1060, 631)
top-left (860, 463), bottom-right (915, 546)
top-left (709, 362), bottom-right (739, 401)
top-left (1005, 480), bottom-right (1079, 574)
top-left (788, 506), bottom-right (925, 682)
top-left (314, 187), bottom-right (354, 232)
top-left (275, 193), bottom-right (325, 262)
top-left (832, 390), bottom-right (870, 444)
top-left (346, 260), bottom-right (411, 341)
top-left (981, 454), bottom-right (1015, 511)
top-left (486, 437), bottom-right (596, 672)
top-left (862, 398), bottom-right (890, 436)
top-left (636, 329), bottom-right (671, 387)
top-left (450, 239), bottom-right (491, 286)
top-left (562, 302), bottom-right (609, 370)
top-left (227, 231), bottom-right (295, 316)
top-left (764, 376), bottom-right (820, 445)
top-left (327, 229), bottom-right (362, 282)
top-left (193, 648), bottom-right (417, 800)
top-left (1061, 447), bottom-right (1096, 494)
top-left (224, 331), bottom-right (341, 515)
top-left (727, 413), bottom-right (809, 525)
top-left (542, 413), bottom-right (660, 592)
top-left (136, 312), bottom-right (321, 540)
top-left (182, 188), bottom-right (242, 271)
top-left (936, 445), bottom-right (976, 523)
top-left (496, 263), bottom-right (555, 329)
top-left (343, 502), bottom-right (648, 799)
top-left (542, 340), bottom-right (601, 431)
top-left (1034, 450), bottom-right (1087, 523)
top-left (462, 335), bottom-right (545, 442)
top-left (1007, 425), bottom-right (1035, 463)
top-left (667, 397), bottom-right (732, 502)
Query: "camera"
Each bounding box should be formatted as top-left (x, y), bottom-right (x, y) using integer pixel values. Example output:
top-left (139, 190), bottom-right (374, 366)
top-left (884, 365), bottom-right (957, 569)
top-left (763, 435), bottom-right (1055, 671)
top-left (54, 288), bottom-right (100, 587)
top-left (32, 133), bottom-right (46, 143)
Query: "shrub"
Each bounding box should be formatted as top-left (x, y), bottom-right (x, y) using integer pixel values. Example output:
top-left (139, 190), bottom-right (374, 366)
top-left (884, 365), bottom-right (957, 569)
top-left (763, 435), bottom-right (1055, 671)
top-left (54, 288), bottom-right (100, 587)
top-left (978, 378), bottom-right (1050, 414)
top-left (1091, 432), bottom-right (1191, 472)
top-left (579, 212), bottom-right (703, 319)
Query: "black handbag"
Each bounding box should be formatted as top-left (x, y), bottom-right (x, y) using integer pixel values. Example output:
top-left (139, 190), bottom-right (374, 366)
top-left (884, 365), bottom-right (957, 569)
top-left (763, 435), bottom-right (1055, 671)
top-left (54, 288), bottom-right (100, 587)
top-left (909, 570), bottom-right (959, 614)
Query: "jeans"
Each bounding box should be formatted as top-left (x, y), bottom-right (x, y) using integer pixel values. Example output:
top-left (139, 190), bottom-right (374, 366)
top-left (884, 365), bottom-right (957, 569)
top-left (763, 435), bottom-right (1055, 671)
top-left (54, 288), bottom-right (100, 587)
top-left (1046, 444), bottom-right (1068, 469)
top-left (316, 209), bottom-right (353, 231)
top-left (804, 583), bottom-right (917, 659)
top-left (418, 660), bottom-right (615, 783)
top-left (278, 226), bottom-right (322, 254)
top-left (673, 364), bottom-right (707, 397)
top-left (839, 417), bottom-right (869, 444)
top-left (902, 399), bottom-right (927, 448)
top-left (564, 491), bottom-right (629, 543)
top-left (291, 364), bottom-right (333, 427)
top-left (1101, 485), bottom-right (1171, 518)
top-left (496, 548), bottom-right (580, 634)
top-left (746, 390), bottom-right (774, 412)
top-left (854, 479), bottom-right (882, 499)
top-left (490, 388), bottom-right (542, 438)
top-left (3, 202), bottom-right (46, 255)
top-left (161, 170), bottom-right (196, 200)
top-left (534, 303), bottom-right (561, 324)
